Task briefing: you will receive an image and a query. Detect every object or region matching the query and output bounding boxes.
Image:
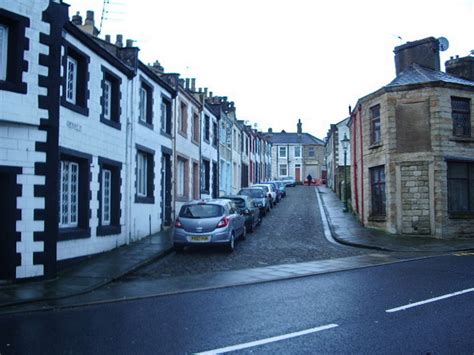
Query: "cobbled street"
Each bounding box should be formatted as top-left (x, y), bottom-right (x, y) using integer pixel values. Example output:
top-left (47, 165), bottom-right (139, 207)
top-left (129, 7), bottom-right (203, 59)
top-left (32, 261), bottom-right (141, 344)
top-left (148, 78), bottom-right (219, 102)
top-left (124, 186), bottom-right (372, 280)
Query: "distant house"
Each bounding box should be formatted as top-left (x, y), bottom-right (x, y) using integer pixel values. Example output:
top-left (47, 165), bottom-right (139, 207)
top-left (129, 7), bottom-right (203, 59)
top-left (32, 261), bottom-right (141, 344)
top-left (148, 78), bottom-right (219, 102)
top-left (349, 37), bottom-right (474, 239)
top-left (266, 120), bottom-right (325, 182)
top-left (325, 117), bottom-right (351, 198)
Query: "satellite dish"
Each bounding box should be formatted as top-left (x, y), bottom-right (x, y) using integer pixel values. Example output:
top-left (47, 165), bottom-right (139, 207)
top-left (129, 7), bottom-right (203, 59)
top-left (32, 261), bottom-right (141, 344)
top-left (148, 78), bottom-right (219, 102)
top-left (438, 37), bottom-right (449, 51)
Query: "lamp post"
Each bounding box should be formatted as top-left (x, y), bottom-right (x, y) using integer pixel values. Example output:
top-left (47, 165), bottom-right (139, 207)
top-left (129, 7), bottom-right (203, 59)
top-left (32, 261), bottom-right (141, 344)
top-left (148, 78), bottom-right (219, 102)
top-left (341, 133), bottom-right (350, 212)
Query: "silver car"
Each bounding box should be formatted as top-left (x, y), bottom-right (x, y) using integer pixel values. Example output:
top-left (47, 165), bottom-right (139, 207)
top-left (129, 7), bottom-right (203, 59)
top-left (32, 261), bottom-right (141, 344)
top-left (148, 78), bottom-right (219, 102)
top-left (173, 199), bottom-right (246, 252)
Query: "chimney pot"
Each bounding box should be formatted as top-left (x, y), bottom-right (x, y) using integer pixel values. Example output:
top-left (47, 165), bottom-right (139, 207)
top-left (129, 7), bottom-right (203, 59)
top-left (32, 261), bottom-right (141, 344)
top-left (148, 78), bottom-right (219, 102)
top-left (71, 11), bottom-right (83, 26)
top-left (191, 78), bottom-right (196, 91)
top-left (297, 119), bottom-right (302, 134)
top-left (185, 78), bottom-right (190, 89)
top-left (209, 91), bottom-right (213, 97)
top-left (85, 10), bottom-right (94, 26)
top-left (126, 39), bottom-right (134, 47)
top-left (204, 88), bottom-right (208, 96)
top-left (105, 34), bottom-right (111, 42)
top-left (116, 34), bottom-right (123, 47)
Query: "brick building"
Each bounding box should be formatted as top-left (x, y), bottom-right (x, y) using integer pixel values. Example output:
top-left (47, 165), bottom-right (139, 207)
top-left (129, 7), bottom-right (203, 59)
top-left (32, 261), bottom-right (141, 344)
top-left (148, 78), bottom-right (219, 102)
top-left (349, 37), bottom-right (474, 239)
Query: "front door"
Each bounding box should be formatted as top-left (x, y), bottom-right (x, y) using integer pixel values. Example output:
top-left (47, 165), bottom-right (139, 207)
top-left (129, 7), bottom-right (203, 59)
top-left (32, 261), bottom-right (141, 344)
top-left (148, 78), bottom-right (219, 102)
top-left (295, 165), bottom-right (301, 182)
top-left (0, 168), bottom-right (19, 280)
top-left (161, 154), bottom-right (172, 226)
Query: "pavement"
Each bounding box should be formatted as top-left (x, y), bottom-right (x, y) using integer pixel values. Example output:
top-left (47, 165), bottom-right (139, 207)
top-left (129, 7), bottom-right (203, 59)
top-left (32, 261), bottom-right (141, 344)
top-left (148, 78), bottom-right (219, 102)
top-left (1, 186), bottom-right (473, 314)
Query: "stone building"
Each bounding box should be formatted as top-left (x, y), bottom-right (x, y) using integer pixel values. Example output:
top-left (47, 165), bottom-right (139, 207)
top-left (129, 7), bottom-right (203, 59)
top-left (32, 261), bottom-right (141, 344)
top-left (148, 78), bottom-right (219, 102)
top-left (349, 37), bottom-right (474, 239)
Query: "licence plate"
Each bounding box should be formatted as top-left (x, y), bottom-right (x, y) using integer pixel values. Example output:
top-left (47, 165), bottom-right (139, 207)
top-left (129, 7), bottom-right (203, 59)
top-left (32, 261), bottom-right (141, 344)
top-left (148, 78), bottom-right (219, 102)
top-left (190, 236), bottom-right (210, 242)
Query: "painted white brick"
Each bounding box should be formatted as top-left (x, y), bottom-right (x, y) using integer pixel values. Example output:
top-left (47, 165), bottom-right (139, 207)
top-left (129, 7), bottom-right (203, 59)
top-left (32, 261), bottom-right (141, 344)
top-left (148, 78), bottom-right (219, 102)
top-left (16, 265), bottom-right (44, 279)
top-left (16, 220), bottom-right (44, 233)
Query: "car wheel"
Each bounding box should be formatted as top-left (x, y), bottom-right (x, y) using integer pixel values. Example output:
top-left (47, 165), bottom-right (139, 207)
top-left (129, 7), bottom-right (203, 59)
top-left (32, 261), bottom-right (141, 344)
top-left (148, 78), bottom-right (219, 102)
top-left (248, 221), bottom-right (254, 233)
top-left (242, 226), bottom-right (247, 240)
top-left (227, 232), bottom-right (235, 252)
top-left (174, 244), bottom-right (184, 253)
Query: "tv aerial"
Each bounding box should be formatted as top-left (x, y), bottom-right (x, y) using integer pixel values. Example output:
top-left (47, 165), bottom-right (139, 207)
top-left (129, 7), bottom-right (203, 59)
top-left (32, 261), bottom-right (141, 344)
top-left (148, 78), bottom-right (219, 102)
top-left (438, 37), bottom-right (449, 51)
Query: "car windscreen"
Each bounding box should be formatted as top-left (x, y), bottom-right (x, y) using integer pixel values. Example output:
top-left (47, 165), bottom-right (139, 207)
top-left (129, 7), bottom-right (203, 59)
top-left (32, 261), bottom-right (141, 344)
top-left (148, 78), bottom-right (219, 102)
top-left (179, 204), bottom-right (224, 218)
top-left (240, 189), bottom-right (264, 198)
top-left (227, 198), bottom-right (245, 208)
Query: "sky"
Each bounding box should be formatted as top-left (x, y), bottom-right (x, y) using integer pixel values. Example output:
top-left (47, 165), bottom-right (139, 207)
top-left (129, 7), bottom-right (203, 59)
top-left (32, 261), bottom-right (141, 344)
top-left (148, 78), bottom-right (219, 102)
top-left (66, 0), bottom-right (474, 140)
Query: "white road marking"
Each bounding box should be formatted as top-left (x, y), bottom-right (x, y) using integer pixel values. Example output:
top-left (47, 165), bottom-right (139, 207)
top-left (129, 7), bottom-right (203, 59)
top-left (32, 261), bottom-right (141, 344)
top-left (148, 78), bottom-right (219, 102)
top-left (195, 323), bottom-right (339, 354)
top-left (386, 287), bottom-right (474, 313)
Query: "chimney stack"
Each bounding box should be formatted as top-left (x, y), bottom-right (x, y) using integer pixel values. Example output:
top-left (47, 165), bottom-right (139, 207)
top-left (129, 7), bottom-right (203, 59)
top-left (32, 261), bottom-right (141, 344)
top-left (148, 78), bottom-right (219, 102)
top-left (71, 12), bottom-right (82, 26)
top-left (268, 127), bottom-right (273, 133)
top-left (126, 39), bottom-right (134, 47)
top-left (85, 10), bottom-right (94, 26)
top-left (394, 37), bottom-right (440, 75)
top-left (446, 55), bottom-right (474, 82)
top-left (115, 34), bottom-right (123, 47)
top-left (297, 119), bottom-right (302, 134)
top-left (80, 10), bottom-right (99, 36)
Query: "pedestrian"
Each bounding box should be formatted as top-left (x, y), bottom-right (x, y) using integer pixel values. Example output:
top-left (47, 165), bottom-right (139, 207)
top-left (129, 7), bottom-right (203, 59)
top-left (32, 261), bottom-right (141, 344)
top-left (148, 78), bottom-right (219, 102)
top-left (306, 174), bottom-right (312, 186)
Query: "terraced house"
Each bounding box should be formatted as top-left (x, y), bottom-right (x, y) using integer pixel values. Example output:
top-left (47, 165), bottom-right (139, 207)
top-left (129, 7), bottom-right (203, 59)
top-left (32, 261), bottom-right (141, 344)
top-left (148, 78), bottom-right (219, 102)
top-left (0, 1), bottom-right (271, 281)
top-left (349, 37), bottom-right (474, 239)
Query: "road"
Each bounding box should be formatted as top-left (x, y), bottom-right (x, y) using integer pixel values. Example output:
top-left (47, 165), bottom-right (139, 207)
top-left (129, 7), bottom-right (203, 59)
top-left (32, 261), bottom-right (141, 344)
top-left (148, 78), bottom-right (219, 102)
top-left (126, 185), bottom-right (369, 280)
top-left (0, 255), bottom-right (473, 354)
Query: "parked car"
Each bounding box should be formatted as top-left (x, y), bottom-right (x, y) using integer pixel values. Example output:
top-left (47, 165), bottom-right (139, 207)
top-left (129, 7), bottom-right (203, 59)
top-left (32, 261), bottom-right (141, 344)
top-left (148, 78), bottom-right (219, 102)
top-left (281, 176), bottom-right (296, 187)
top-left (238, 187), bottom-right (271, 216)
top-left (252, 183), bottom-right (276, 207)
top-left (220, 195), bottom-right (261, 232)
top-left (255, 182), bottom-right (279, 203)
top-left (270, 180), bottom-right (287, 198)
top-left (266, 181), bottom-right (283, 201)
top-left (173, 199), bottom-right (246, 253)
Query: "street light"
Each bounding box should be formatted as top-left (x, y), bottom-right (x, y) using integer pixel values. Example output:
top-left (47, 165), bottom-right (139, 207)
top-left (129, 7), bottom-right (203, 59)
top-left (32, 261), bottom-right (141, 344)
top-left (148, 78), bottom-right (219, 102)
top-left (341, 133), bottom-right (350, 212)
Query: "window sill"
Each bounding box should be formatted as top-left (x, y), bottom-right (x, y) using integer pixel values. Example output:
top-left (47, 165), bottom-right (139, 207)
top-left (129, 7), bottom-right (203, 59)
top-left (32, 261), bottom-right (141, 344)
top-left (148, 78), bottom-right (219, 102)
top-left (97, 224), bottom-right (122, 236)
top-left (135, 195), bottom-right (155, 204)
top-left (138, 120), bottom-right (154, 130)
top-left (160, 130), bottom-right (172, 139)
top-left (368, 215), bottom-right (386, 222)
top-left (449, 213), bottom-right (474, 220)
top-left (449, 136), bottom-right (474, 143)
top-left (192, 139), bottom-right (200, 146)
top-left (59, 227), bottom-right (91, 241)
top-left (178, 131), bottom-right (188, 139)
top-left (100, 117), bottom-right (121, 130)
top-left (61, 99), bottom-right (89, 116)
top-left (369, 143), bottom-right (383, 150)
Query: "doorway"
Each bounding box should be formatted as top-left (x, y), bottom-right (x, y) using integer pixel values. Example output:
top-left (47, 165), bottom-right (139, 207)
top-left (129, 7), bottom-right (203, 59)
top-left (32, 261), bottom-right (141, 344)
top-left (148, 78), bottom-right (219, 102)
top-left (295, 164), bottom-right (301, 182)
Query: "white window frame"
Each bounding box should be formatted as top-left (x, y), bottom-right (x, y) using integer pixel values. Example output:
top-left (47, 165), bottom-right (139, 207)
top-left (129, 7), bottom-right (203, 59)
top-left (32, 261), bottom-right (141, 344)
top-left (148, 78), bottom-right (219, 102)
top-left (0, 24), bottom-right (8, 81)
top-left (102, 169), bottom-right (112, 226)
top-left (103, 80), bottom-right (112, 120)
top-left (66, 56), bottom-right (78, 104)
top-left (279, 163), bottom-right (288, 177)
top-left (160, 101), bottom-right (166, 131)
top-left (137, 152), bottom-right (148, 197)
top-left (59, 161), bottom-right (79, 228)
top-left (294, 146), bottom-right (301, 158)
top-left (279, 146), bottom-right (287, 158)
top-left (177, 158), bottom-right (185, 197)
top-left (139, 86), bottom-right (147, 123)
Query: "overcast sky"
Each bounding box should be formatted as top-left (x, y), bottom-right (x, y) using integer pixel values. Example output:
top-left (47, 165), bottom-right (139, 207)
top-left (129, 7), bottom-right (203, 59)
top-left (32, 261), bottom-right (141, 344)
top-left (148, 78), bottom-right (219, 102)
top-left (67, 0), bottom-right (474, 139)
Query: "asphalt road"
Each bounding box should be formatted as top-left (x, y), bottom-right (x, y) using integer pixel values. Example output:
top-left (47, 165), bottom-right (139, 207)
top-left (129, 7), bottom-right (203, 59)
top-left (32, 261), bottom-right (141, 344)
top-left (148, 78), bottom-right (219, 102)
top-left (1, 255), bottom-right (473, 354)
top-left (126, 185), bottom-right (369, 279)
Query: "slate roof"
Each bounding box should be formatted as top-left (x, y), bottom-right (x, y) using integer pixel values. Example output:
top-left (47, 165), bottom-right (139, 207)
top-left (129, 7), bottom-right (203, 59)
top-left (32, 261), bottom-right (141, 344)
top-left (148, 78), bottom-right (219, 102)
top-left (266, 132), bottom-right (325, 145)
top-left (385, 64), bottom-right (474, 88)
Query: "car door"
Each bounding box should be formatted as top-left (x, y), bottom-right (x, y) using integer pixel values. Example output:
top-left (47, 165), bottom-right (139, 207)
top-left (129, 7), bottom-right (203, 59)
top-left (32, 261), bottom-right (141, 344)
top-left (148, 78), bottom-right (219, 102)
top-left (248, 198), bottom-right (260, 224)
top-left (229, 202), bottom-right (245, 236)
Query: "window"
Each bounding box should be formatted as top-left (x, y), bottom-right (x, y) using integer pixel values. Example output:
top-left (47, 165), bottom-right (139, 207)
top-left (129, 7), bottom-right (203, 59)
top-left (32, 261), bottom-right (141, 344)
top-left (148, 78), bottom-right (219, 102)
top-left (0, 9), bottom-right (29, 93)
top-left (204, 115), bottom-right (210, 142)
top-left (245, 136), bottom-right (249, 155)
top-left (100, 68), bottom-right (122, 129)
top-left (60, 161), bottom-right (79, 228)
top-left (179, 101), bottom-right (188, 135)
top-left (193, 162), bottom-right (200, 199)
top-left (177, 157), bottom-right (188, 199)
top-left (62, 43), bottom-right (89, 115)
top-left (58, 148), bottom-right (92, 239)
top-left (448, 161), bottom-right (474, 214)
top-left (136, 146), bottom-right (155, 203)
top-left (102, 169), bottom-right (111, 226)
top-left (308, 147), bottom-right (315, 157)
top-left (138, 80), bottom-right (153, 127)
top-left (279, 146), bottom-right (287, 158)
top-left (279, 164), bottom-right (288, 176)
top-left (294, 146), bottom-right (301, 158)
top-left (202, 159), bottom-right (211, 193)
top-left (370, 166), bottom-right (386, 217)
top-left (160, 97), bottom-right (172, 135)
top-left (66, 56), bottom-right (77, 104)
top-left (0, 24), bottom-right (8, 81)
top-left (370, 104), bottom-right (381, 145)
top-left (451, 97), bottom-right (471, 137)
top-left (212, 121), bottom-right (218, 147)
top-left (192, 112), bottom-right (200, 143)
